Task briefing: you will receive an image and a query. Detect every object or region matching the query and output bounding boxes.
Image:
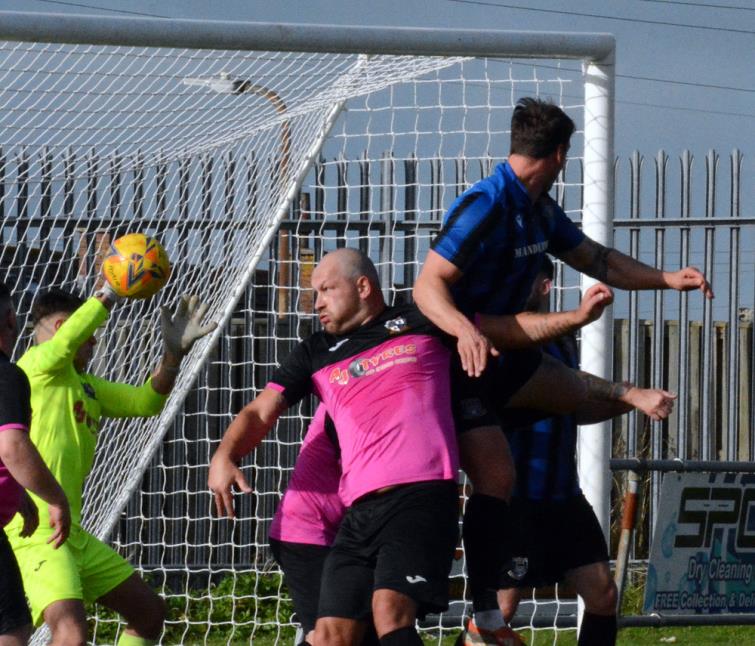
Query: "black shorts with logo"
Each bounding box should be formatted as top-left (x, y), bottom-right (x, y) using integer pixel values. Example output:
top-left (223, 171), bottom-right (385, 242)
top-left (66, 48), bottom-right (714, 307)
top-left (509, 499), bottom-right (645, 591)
top-left (451, 349), bottom-right (542, 434)
top-left (0, 527), bottom-right (32, 635)
top-left (270, 538), bottom-right (330, 635)
top-left (499, 493), bottom-right (609, 589)
top-left (317, 481), bottom-right (459, 621)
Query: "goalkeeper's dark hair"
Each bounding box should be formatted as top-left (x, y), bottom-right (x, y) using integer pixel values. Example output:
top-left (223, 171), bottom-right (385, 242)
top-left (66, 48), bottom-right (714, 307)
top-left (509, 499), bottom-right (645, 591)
top-left (510, 97), bottom-right (575, 159)
top-left (31, 288), bottom-right (85, 325)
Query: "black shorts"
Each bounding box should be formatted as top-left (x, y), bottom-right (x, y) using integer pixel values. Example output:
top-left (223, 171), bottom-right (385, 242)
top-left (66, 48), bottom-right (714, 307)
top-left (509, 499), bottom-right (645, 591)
top-left (318, 481), bottom-right (459, 621)
top-left (270, 538), bottom-right (330, 634)
top-left (499, 494), bottom-right (609, 589)
top-left (0, 527), bottom-right (32, 635)
top-left (451, 350), bottom-right (542, 434)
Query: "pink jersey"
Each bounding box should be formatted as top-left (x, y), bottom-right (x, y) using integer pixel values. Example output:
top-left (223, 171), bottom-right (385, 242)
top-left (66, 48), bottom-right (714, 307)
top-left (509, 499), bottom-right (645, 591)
top-left (0, 433), bottom-right (26, 528)
top-left (0, 355), bottom-right (32, 527)
top-left (269, 405), bottom-right (345, 546)
top-left (268, 304), bottom-right (459, 506)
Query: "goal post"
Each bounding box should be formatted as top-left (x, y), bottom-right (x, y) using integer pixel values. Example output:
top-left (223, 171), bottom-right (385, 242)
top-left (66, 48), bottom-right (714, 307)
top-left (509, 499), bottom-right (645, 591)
top-left (0, 12), bottom-right (615, 643)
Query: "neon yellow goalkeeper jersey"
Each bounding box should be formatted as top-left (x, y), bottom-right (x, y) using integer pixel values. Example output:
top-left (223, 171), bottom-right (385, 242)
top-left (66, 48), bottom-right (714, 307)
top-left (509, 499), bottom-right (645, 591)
top-left (9, 297), bottom-right (167, 532)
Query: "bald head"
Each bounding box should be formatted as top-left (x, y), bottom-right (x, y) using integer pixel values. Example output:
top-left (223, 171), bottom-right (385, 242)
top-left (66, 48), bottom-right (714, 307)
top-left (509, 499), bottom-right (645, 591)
top-left (311, 248), bottom-right (385, 335)
top-left (320, 248), bottom-right (381, 288)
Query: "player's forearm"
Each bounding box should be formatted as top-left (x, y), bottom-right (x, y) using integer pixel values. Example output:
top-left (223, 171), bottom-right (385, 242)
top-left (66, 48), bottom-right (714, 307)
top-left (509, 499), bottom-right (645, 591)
top-left (216, 406), bottom-right (274, 464)
top-left (150, 350), bottom-right (182, 395)
top-left (0, 431), bottom-right (68, 507)
top-left (577, 371), bottom-right (634, 403)
top-left (35, 298), bottom-right (109, 371)
top-left (413, 273), bottom-right (476, 339)
top-left (586, 245), bottom-right (667, 290)
top-left (477, 310), bottom-right (582, 350)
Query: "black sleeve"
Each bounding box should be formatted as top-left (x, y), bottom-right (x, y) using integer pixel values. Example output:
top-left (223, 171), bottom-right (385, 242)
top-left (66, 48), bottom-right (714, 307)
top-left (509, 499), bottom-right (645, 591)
top-left (0, 363), bottom-right (31, 429)
top-left (403, 304), bottom-right (455, 347)
top-left (267, 340), bottom-right (314, 407)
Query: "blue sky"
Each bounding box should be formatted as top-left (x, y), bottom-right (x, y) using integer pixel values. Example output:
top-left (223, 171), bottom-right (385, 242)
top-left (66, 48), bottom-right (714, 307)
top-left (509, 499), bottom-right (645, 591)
top-left (4, 0), bottom-right (753, 164)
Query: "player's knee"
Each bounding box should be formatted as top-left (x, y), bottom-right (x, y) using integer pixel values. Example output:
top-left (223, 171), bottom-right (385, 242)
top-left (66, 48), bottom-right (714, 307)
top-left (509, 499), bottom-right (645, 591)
top-left (497, 594), bottom-right (518, 624)
top-left (372, 590), bottom-right (416, 635)
top-left (50, 622), bottom-right (87, 646)
top-left (461, 451), bottom-right (515, 499)
top-left (583, 579), bottom-right (617, 616)
top-left (313, 618), bottom-right (354, 646)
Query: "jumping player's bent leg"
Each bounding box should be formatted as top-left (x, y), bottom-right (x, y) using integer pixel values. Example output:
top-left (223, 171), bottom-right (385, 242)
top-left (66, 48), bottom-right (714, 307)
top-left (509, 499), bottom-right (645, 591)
top-left (505, 352), bottom-right (587, 414)
top-left (459, 427), bottom-right (517, 619)
top-left (452, 352), bottom-right (536, 634)
top-left (97, 573), bottom-right (166, 644)
top-left (564, 561), bottom-right (617, 646)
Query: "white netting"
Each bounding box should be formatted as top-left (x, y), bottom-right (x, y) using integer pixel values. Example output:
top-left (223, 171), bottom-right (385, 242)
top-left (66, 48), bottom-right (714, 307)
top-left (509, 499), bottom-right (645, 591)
top-left (0, 38), bottom-right (590, 644)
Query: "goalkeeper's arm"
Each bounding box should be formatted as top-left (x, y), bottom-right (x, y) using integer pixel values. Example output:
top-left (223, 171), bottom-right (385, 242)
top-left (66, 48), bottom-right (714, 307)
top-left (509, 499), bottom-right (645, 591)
top-left (94, 294), bottom-right (217, 417)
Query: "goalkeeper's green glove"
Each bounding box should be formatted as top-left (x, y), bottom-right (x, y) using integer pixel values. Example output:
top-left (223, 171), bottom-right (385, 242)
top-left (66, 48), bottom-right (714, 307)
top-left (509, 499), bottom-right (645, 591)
top-left (160, 295), bottom-right (217, 359)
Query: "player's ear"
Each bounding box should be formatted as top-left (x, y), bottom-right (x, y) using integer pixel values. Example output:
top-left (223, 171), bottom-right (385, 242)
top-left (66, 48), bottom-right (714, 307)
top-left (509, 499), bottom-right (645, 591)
top-left (541, 278), bottom-right (553, 297)
top-left (355, 275), bottom-right (371, 299)
top-left (554, 142), bottom-right (569, 167)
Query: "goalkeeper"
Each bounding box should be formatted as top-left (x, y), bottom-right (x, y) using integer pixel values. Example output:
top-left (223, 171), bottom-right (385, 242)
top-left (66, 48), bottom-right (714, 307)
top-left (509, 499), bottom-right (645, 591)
top-left (6, 286), bottom-right (215, 646)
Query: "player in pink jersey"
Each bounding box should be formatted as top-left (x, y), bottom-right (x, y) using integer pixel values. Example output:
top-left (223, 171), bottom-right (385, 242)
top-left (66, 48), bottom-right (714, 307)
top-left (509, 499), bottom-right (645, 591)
top-left (270, 405), bottom-right (381, 646)
top-left (210, 248), bottom-right (460, 646)
top-left (269, 405), bottom-right (344, 645)
top-left (0, 281), bottom-right (70, 646)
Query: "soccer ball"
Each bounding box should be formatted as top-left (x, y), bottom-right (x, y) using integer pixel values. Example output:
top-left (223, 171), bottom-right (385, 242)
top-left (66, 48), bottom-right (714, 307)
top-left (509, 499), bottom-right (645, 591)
top-left (101, 233), bottom-right (171, 299)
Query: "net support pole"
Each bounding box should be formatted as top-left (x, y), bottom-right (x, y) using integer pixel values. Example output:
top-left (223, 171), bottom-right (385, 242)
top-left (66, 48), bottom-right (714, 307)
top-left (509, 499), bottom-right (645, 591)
top-left (578, 57), bottom-right (616, 629)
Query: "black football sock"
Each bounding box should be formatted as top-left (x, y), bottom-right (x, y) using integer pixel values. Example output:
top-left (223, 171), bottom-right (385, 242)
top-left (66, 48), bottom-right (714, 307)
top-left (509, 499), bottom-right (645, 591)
top-left (578, 612), bottom-right (617, 646)
top-left (379, 626), bottom-right (423, 645)
top-left (463, 493), bottom-right (512, 612)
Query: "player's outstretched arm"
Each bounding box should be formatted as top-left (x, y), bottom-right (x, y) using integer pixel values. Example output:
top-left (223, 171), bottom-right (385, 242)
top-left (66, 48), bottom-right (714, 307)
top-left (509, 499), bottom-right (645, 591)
top-left (557, 237), bottom-right (713, 298)
top-left (575, 371), bottom-right (676, 423)
top-left (152, 294), bottom-right (218, 395)
top-left (0, 429), bottom-right (71, 548)
top-left (477, 283), bottom-right (614, 351)
top-left (209, 388), bottom-right (288, 519)
top-left (413, 249), bottom-right (498, 377)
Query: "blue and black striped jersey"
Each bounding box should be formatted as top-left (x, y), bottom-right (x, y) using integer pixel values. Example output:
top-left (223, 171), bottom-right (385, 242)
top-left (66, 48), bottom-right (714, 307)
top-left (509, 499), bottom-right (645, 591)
top-left (431, 162), bottom-right (584, 317)
top-left (506, 336), bottom-right (582, 501)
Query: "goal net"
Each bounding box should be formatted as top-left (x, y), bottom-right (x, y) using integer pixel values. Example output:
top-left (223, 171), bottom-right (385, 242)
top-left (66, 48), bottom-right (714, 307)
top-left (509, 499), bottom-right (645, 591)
top-left (0, 14), bottom-right (614, 644)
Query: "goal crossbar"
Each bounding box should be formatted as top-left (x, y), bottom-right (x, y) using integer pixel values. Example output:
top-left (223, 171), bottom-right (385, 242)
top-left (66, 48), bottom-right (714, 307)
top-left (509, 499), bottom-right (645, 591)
top-left (0, 11), bottom-right (614, 61)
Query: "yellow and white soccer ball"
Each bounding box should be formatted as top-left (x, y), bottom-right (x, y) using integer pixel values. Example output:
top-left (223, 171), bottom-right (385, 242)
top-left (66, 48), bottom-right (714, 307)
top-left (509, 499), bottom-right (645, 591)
top-left (101, 233), bottom-right (171, 299)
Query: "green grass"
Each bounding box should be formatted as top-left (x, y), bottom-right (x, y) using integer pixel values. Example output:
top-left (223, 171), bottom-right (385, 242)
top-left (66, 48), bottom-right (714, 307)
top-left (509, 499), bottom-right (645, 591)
top-left (87, 572), bottom-right (755, 645)
top-left (169, 625), bottom-right (755, 645)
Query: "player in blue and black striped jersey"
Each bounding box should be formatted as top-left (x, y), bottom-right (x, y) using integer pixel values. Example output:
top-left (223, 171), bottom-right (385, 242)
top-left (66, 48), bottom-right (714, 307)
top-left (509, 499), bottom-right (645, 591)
top-left (415, 97), bottom-right (711, 646)
top-left (495, 256), bottom-right (641, 646)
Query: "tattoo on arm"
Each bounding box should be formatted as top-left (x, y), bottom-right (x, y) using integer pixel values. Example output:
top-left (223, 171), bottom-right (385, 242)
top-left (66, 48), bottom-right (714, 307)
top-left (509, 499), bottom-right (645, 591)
top-left (578, 371), bottom-right (630, 402)
top-left (529, 315), bottom-right (574, 343)
top-left (588, 242), bottom-right (613, 282)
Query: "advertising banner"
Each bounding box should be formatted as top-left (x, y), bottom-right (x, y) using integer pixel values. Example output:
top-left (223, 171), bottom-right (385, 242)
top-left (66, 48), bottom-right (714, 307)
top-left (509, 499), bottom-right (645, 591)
top-left (644, 472), bottom-right (755, 614)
